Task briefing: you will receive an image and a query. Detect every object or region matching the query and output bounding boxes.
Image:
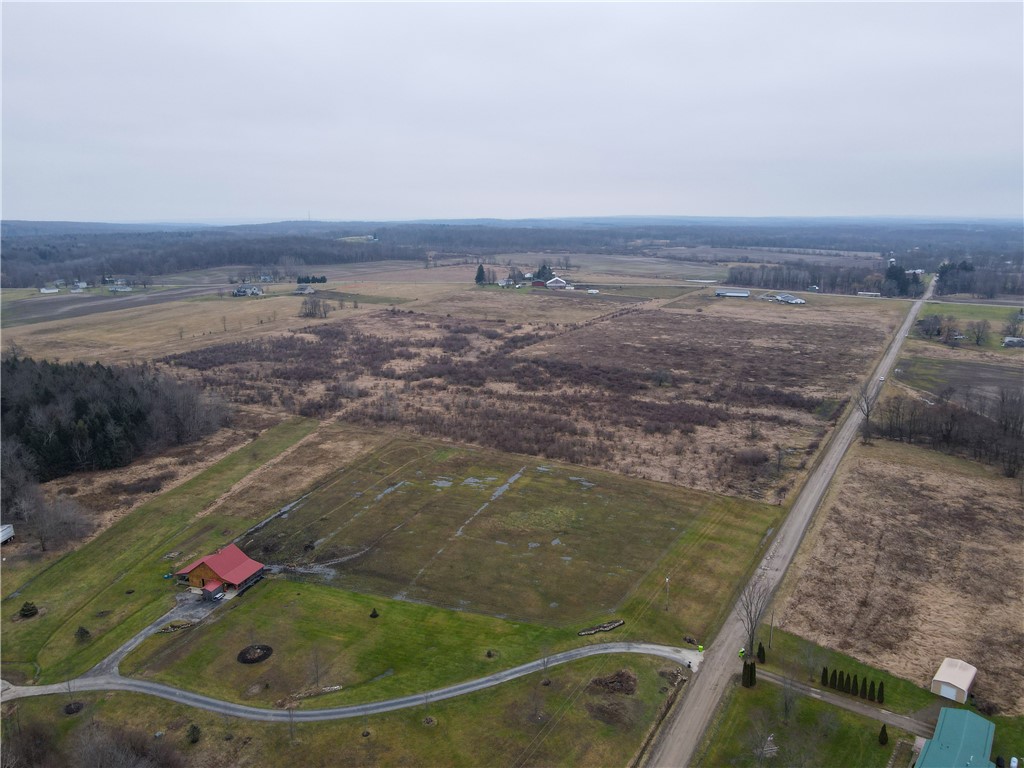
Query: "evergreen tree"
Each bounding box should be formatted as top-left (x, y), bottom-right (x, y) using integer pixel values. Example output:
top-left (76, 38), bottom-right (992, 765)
top-left (475, 264), bottom-right (486, 285)
top-left (757, 642), bottom-right (765, 664)
top-left (852, 674), bottom-right (858, 694)
top-left (844, 673), bottom-right (852, 693)
top-left (821, 666), bottom-right (829, 687)
top-left (877, 681), bottom-right (885, 704)
top-left (741, 661), bottom-right (750, 687)
top-left (878, 723), bottom-right (888, 745)
top-left (869, 680), bottom-right (876, 701)
top-left (830, 669), bottom-right (838, 689)
top-left (860, 677), bottom-right (868, 698)
top-left (750, 662), bottom-right (756, 686)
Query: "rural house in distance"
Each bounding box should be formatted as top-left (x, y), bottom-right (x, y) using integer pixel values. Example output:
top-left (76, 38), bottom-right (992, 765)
top-left (176, 543), bottom-right (265, 601)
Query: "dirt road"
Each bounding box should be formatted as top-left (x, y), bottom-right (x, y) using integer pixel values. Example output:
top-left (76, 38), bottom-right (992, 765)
top-left (757, 670), bottom-right (935, 739)
top-left (644, 284), bottom-right (935, 767)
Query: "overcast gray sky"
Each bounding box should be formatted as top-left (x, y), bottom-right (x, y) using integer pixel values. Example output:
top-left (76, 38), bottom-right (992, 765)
top-left (2, 2), bottom-right (1021, 222)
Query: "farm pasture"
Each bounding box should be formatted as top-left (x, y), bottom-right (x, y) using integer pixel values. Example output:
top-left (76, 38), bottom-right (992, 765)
top-left (244, 436), bottom-right (782, 635)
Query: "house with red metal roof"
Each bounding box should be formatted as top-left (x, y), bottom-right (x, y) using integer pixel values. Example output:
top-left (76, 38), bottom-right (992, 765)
top-left (176, 543), bottom-right (264, 601)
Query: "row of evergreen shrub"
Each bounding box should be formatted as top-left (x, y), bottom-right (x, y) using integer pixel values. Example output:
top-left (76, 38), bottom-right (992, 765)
top-left (821, 665), bottom-right (884, 703)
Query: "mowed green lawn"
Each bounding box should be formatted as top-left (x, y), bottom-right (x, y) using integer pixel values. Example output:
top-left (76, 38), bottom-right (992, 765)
top-left (0, 418), bottom-right (317, 684)
top-left (123, 579), bottom-right (571, 707)
top-left (244, 437), bottom-right (782, 638)
top-left (694, 677), bottom-right (912, 768)
top-left (918, 301), bottom-right (1024, 352)
top-left (9, 652), bottom-right (677, 768)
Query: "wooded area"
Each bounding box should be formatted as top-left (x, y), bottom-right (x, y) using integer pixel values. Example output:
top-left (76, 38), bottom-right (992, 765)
top-left (0, 352), bottom-right (228, 545)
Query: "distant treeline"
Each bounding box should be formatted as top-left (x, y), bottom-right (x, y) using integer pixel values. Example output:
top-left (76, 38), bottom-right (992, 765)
top-left (0, 231), bottom-right (420, 288)
top-left (935, 260), bottom-right (1024, 298)
top-left (2, 218), bottom-right (1020, 288)
top-left (296, 275), bottom-right (328, 284)
top-left (726, 261), bottom-right (926, 296)
top-left (728, 256), bottom-right (1023, 298)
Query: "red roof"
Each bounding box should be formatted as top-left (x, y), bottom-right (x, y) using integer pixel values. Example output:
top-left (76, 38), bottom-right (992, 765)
top-left (202, 580), bottom-right (223, 593)
top-left (176, 544), bottom-right (263, 586)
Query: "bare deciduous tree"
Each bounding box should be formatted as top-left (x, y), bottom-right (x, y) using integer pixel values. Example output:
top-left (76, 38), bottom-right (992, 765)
top-left (309, 645), bottom-right (323, 689)
top-left (738, 579), bottom-right (773, 656)
top-left (779, 677), bottom-right (798, 723)
top-left (856, 380), bottom-right (874, 443)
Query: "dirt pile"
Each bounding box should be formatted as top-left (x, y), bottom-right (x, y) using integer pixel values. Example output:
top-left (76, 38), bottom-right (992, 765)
top-left (588, 669), bottom-right (638, 696)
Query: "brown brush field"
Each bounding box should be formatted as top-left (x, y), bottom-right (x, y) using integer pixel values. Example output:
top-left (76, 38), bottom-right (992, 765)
top-left (774, 439), bottom-right (1024, 716)
top-left (16, 265), bottom-right (896, 503)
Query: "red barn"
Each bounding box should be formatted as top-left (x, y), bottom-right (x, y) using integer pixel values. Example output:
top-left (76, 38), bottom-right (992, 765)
top-left (176, 544), bottom-right (264, 600)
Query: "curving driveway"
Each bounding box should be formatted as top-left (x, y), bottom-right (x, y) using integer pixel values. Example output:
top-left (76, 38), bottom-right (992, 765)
top-left (1, 641), bottom-right (701, 722)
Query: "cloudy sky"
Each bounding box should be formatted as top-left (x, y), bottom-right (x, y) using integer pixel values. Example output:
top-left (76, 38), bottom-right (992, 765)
top-left (2, 2), bottom-right (1021, 222)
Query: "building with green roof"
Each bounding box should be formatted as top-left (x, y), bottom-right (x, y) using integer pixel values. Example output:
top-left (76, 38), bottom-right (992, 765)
top-left (916, 708), bottom-right (995, 768)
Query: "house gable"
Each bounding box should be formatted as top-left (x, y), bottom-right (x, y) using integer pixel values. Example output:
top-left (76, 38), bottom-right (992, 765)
top-left (176, 544), bottom-right (264, 591)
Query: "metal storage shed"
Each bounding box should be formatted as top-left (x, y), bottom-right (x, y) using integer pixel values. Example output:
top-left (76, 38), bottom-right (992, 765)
top-left (916, 708), bottom-right (994, 768)
top-left (931, 658), bottom-right (977, 703)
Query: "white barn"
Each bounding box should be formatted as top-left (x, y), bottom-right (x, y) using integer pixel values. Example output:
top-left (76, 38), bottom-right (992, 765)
top-left (930, 658), bottom-right (977, 703)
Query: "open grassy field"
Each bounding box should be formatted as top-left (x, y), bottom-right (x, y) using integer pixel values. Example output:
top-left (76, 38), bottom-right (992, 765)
top-left (3, 652), bottom-right (682, 767)
top-left (895, 355), bottom-right (1022, 411)
top-left (1, 418), bottom-right (318, 684)
top-left (773, 439), bottom-right (1024, 716)
top-left (920, 300), bottom-right (1023, 324)
top-left (693, 675), bottom-right (914, 768)
top-left (243, 434), bottom-right (782, 638)
top-left (758, 628), bottom-right (939, 714)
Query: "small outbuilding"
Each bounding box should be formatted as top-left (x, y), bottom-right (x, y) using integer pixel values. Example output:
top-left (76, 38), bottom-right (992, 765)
top-left (546, 276), bottom-right (568, 289)
top-left (916, 708), bottom-right (994, 768)
top-left (776, 293), bottom-right (806, 305)
top-left (714, 288), bottom-right (750, 298)
top-left (176, 543), bottom-right (264, 600)
top-left (0, 524), bottom-right (14, 544)
top-left (931, 657), bottom-right (977, 703)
